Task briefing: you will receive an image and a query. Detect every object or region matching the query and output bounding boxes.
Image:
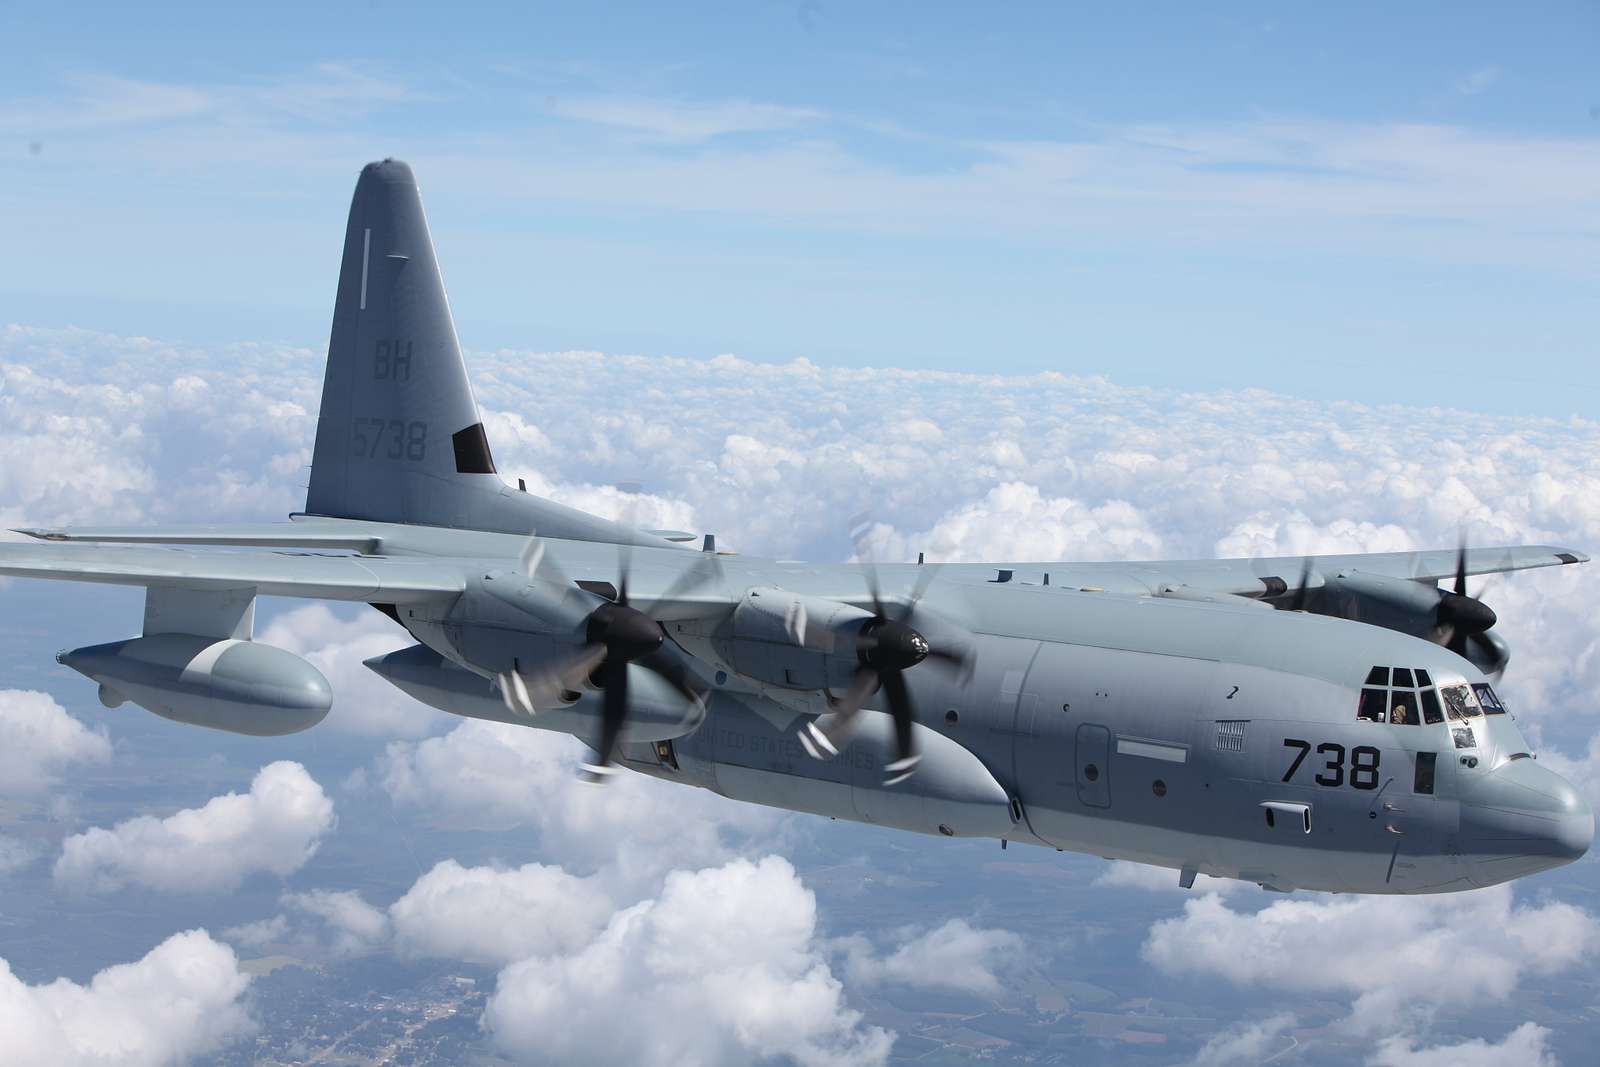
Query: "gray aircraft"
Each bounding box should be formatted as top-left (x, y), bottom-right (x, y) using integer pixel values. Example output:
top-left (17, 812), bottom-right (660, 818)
top-left (3, 160), bottom-right (1592, 895)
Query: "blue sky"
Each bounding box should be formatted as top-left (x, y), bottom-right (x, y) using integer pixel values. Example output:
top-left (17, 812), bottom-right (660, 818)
top-left (1, 2), bottom-right (1596, 411)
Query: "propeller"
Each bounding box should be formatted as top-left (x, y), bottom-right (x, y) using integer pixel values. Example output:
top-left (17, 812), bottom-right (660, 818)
top-left (799, 537), bottom-right (972, 785)
top-left (496, 522), bottom-right (723, 782)
top-left (1286, 556), bottom-right (1316, 612)
top-left (1433, 539), bottom-right (1498, 656)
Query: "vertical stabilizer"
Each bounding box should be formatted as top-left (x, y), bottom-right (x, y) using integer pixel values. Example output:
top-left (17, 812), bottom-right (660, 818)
top-left (307, 159), bottom-right (500, 527)
top-left (305, 160), bottom-right (672, 546)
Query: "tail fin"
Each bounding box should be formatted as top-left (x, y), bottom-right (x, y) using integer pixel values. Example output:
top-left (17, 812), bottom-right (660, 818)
top-left (306, 161), bottom-right (669, 546)
top-left (307, 159), bottom-right (499, 527)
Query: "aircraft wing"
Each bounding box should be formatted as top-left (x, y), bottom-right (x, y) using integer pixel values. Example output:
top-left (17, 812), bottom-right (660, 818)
top-left (1079, 544), bottom-right (1589, 597)
top-left (0, 541), bottom-right (465, 604)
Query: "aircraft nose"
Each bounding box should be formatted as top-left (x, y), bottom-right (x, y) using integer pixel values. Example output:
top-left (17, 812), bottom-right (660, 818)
top-left (1459, 759), bottom-right (1593, 882)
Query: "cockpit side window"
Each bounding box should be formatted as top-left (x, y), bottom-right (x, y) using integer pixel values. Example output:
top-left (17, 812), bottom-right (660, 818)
top-left (1419, 687), bottom-right (1443, 724)
top-left (1365, 666), bottom-right (1389, 687)
top-left (1473, 683), bottom-right (1506, 716)
top-left (1358, 688), bottom-right (1388, 723)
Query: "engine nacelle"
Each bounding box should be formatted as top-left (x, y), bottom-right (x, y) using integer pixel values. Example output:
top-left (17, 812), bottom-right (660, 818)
top-left (1319, 571), bottom-right (1445, 634)
top-left (709, 588), bottom-right (876, 691)
top-left (59, 634), bottom-right (332, 736)
top-left (365, 643), bottom-right (704, 741)
top-left (1315, 571), bottom-right (1510, 678)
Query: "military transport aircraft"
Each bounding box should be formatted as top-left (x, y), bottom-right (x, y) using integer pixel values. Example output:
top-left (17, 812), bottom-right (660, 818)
top-left (2, 160), bottom-right (1592, 895)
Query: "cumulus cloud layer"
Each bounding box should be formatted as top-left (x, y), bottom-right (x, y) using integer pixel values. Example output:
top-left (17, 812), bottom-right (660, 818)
top-left (378, 719), bottom-right (778, 881)
top-left (1369, 1022), bottom-right (1557, 1067)
top-left (0, 930), bottom-right (251, 1067)
top-left (835, 919), bottom-right (1023, 999)
top-left (390, 859), bottom-right (613, 967)
top-left (482, 856), bottom-right (893, 1067)
top-left (6, 327), bottom-right (1600, 1059)
top-left (54, 761), bottom-right (334, 892)
top-left (1144, 885), bottom-right (1600, 1031)
top-left (222, 850), bottom-right (1013, 1063)
top-left (0, 689), bottom-right (111, 795)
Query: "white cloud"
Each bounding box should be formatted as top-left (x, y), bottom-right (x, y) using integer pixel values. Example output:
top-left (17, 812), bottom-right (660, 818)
top-left (482, 855), bottom-right (893, 1067)
top-left (1143, 886), bottom-right (1600, 1031)
top-left (1193, 1013), bottom-right (1297, 1067)
top-left (1370, 1022), bottom-right (1556, 1067)
top-left (0, 689), bottom-right (111, 795)
top-left (378, 719), bottom-right (778, 882)
top-left (280, 889), bottom-right (390, 957)
top-left (0, 929), bottom-right (252, 1067)
top-left (835, 918), bottom-right (1022, 998)
top-left (1094, 859), bottom-right (1247, 896)
top-left (869, 482), bottom-right (1166, 564)
top-left (54, 761), bottom-right (335, 893)
top-left (221, 914), bottom-right (289, 950)
top-left (257, 603), bottom-right (438, 737)
top-left (389, 859), bottom-right (614, 967)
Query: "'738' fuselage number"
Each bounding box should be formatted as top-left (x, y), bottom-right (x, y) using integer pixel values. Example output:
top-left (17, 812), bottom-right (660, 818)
top-left (1282, 739), bottom-right (1379, 790)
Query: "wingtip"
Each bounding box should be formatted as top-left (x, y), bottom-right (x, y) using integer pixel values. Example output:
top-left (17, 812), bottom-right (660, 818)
top-left (1554, 549), bottom-right (1591, 565)
top-left (12, 528), bottom-right (65, 541)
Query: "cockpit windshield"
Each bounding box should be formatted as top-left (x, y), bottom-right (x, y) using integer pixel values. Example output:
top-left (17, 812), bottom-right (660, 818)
top-left (1441, 683), bottom-right (1481, 720)
top-left (1473, 683), bottom-right (1507, 715)
top-left (1357, 666), bottom-right (1508, 727)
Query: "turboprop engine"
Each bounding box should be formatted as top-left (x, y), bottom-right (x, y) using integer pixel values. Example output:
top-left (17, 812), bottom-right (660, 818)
top-left (710, 588), bottom-right (883, 690)
top-left (1315, 569), bottom-right (1510, 678)
top-left (59, 633), bottom-right (332, 736)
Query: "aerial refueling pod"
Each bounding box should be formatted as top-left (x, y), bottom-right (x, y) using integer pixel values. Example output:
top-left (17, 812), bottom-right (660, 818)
top-left (59, 634), bottom-right (332, 736)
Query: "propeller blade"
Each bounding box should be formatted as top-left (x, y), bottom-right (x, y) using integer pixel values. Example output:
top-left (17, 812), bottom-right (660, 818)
top-left (647, 551), bottom-right (726, 617)
top-left (1454, 537), bottom-right (1469, 598)
top-left (924, 640), bottom-right (976, 683)
top-left (1288, 557), bottom-right (1315, 612)
top-left (582, 658), bottom-right (630, 781)
top-left (849, 512), bottom-right (887, 617)
top-left (885, 560), bottom-right (945, 625)
top-left (879, 668), bottom-right (921, 786)
top-left (801, 667), bottom-right (878, 759)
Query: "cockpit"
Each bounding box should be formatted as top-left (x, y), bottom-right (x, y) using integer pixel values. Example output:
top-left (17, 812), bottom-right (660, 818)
top-left (1355, 665), bottom-right (1509, 751)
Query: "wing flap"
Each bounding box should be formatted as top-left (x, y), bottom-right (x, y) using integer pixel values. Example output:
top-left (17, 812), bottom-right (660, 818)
top-left (0, 542), bottom-right (464, 604)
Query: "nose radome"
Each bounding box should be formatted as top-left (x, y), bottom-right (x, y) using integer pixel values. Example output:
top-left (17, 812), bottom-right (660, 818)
top-left (1460, 759), bottom-right (1593, 865)
top-left (1545, 771), bottom-right (1595, 860)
